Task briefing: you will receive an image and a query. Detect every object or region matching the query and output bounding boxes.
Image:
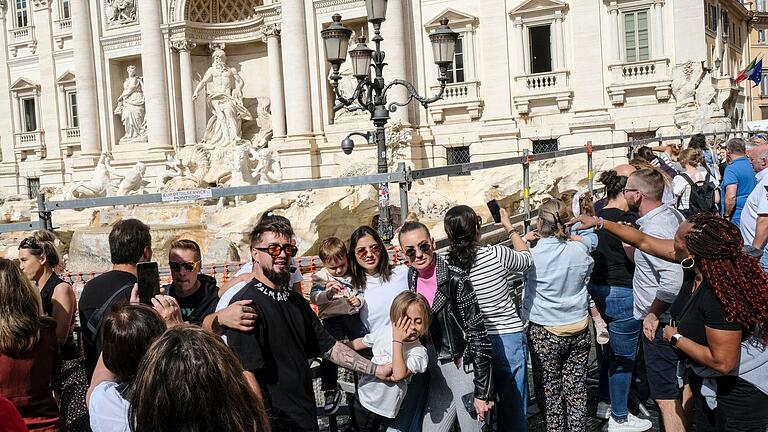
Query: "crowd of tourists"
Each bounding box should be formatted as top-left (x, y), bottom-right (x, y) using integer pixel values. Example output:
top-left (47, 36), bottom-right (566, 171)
top-left (1, 134), bottom-right (768, 432)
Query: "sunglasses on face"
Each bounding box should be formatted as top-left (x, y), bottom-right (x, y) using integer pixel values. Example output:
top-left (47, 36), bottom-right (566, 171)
top-left (169, 261), bottom-right (200, 272)
top-left (404, 242), bottom-right (432, 259)
top-left (254, 243), bottom-right (298, 258)
top-left (355, 244), bottom-right (382, 259)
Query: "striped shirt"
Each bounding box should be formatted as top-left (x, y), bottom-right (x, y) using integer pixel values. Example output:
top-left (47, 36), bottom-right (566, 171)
top-left (468, 245), bottom-right (533, 335)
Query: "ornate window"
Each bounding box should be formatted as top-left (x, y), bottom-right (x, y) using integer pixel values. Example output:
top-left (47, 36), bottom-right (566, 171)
top-left (60, 0), bottom-right (70, 19)
top-left (15, 0), bottom-right (29, 28)
top-left (623, 9), bottom-right (649, 62)
top-left (66, 91), bottom-right (78, 128)
top-left (185, 0), bottom-right (263, 23)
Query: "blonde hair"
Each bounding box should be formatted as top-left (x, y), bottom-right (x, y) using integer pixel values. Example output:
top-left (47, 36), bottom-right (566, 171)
top-left (0, 258), bottom-right (48, 356)
top-left (538, 199), bottom-right (570, 241)
top-left (679, 148), bottom-right (704, 168)
top-left (389, 291), bottom-right (431, 336)
top-left (18, 230), bottom-right (61, 270)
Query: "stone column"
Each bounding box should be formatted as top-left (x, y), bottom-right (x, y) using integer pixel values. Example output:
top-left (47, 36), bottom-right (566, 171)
top-left (71, 0), bottom-right (101, 156)
top-left (553, 11), bottom-right (565, 70)
top-left (464, 24), bottom-right (477, 80)
top-left (12, 94), bottom-right (21, 132)
top-left (263, 25), bottom-right (286, 138)
top-left (138, 0), bottom-right (172, 149)
top-left (383, 0), bottom-right (409, 123)
top-left (512, 18), bottom-right (525, 74)
top-left (32, 0), bottom-right (63, 161)
top-left (608, 3), bottom-right (621, 63)
top-left (172, 40), bottom-right (197, 146)
top-left (280, 0), bottom-right (312, 137)
top-left (652, 1), bottom-right (665, 59)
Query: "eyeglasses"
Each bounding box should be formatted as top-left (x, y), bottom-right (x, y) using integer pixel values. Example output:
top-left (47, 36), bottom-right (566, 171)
top-left (621, 188), bottom-right (639, 194)
top-left (254, 243), bottom-right (298, 258)
top-left (403, 242), bottom-right (432, 259)
top-left (355, 244), bottom-right (382, 258)
top-left (19, 237), bottom-right (42, 250)
top-left (169, 261), bottom-right (200, 272)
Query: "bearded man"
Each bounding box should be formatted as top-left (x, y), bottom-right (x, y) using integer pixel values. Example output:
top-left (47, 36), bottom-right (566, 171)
top-left (225, 220), bottom-right (393, 432)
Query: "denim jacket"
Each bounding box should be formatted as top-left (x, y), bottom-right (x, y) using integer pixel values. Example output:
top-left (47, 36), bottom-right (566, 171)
top-left (523, 237), bottom-right (594, 326)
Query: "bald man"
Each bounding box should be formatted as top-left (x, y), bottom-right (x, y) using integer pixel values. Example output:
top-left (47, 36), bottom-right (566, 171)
top-left (741, 144), bottom-right (768, 271)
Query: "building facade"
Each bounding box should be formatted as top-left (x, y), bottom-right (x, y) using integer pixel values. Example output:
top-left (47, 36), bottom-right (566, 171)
top-left (0, 0), bottom-right (752, 198)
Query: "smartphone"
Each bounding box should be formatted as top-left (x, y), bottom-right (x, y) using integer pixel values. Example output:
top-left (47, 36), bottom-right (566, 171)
top-left (136, 262), bottom-right (161, 305)
top-left (487, 199), bottom-right (502, 224)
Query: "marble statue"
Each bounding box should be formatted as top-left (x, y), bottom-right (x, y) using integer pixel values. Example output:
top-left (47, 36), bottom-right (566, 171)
top-left (193, 49), bottom-right (252, 149)
top-left (162, 145), bottom-right (211, 191)
top-left (252, 148), bottom-right (283, 184)
top-left (156, 154), bottom-right (185, 189)
top-left (114, 65), bottom-right (147, 143)
top-left (67, 152), bottom-right (113, 199)
top-left (107, 0), bottom-right (136, 25)
top-left (107, 161), bottom-right (147, 196)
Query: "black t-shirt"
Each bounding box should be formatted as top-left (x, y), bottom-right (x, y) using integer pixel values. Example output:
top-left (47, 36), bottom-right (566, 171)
top-left (226, 279), bottom-right (337, 432)
top-left (164, 274), bottom-right (219, 325)
top-left (78, 270), bottom-right (137, 378)
top-left (590, 208), bottom-right (638, 287)
top-left (670, 279), bottom-right (742, 349)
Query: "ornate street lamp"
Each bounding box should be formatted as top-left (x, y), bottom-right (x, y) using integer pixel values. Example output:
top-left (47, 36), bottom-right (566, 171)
top-left (321, 12), bottom-right (458, 243)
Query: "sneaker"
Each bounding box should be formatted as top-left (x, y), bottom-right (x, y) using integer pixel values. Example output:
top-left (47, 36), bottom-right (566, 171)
top-left (323, 389), bottom-right (342, 415)
top-left (595, 401), bottom-right (611, 420)
top-left (607, 413), bottom-right (653, 432)
top-left (594, 317), bottom-right (610, 345)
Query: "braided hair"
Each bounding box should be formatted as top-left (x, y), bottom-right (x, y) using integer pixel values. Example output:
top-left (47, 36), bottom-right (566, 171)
top-left (685, 214), bottom-right (768, 340)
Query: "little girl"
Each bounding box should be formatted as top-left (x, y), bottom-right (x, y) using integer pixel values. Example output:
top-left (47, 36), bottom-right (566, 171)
top-left (347, 291), bottom-right (430, 432)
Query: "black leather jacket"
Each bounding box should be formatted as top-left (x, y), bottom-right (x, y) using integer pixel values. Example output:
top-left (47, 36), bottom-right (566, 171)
top-left (408, 254), bottom-right (494, 401)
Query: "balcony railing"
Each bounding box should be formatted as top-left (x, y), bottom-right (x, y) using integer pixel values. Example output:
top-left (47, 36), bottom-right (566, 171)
top-left (55, 19), bottom-right (72, 33)
top-left (14, 130), bottom-right (45, 160)
top-left (428, 80), bottom-right (483, 122)
top-left (9, 26), bottom-right (34, 43)
top-left (607, 58), bottom-right (672, 105)
top-left (513, 70), bottom-right (573, 114)
top-left (61, 127), bottom-right (80, 156)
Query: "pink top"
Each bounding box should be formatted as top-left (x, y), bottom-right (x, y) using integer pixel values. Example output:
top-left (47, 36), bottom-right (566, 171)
top-left (416, 260), bottom-right (438, 306)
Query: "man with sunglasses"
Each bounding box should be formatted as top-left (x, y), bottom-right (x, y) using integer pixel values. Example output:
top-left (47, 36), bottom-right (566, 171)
top-left (163, 239), bottom-right (219, 325)
top-left (225, 220), bottom-right (393, 432)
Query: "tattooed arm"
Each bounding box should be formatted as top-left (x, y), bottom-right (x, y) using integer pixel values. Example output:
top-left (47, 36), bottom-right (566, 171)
top-left (325, 342), bottom-right (393, 380)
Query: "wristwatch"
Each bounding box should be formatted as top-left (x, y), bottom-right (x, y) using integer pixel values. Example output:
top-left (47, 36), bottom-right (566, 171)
top-left (671, 333), bottom-right (683, 347)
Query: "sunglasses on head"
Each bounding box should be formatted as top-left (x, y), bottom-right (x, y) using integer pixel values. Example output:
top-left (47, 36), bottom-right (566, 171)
top-left (355, 244), bottom-right (382, 258)
top-left (169, 261), bottom-right (200, 272)
top-left (254, 243), bottom-right (298, 258)
top-left (403, 242), bottom-right (432, 259)
top-left (19, 237), bottom-right (42, 250)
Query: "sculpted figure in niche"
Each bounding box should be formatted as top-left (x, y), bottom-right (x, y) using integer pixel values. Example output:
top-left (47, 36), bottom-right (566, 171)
top-left (106, 161), bottom-right (147, 196)
top-left (107, 0), bottom-right (136, 25)
top-left (193, 49), bottom-right (252, 148)
top-left (114, 65), bottom-right (147, 142)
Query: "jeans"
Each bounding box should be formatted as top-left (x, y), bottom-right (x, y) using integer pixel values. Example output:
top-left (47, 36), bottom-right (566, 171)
top-left (385, 371), bottom-right (428, 432)
top-left (488, 332), bottom-right (528, 432)
top-left (761, 248), bottom-right (768, 273)
top-left (588, 284), bottom-right (641, 421)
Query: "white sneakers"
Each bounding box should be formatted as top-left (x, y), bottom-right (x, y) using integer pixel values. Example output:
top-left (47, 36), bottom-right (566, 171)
top-left (595, 401), bottom-right (611, 420)
top-left (607, 413), bottom-right (653, 432)
top-left (596, 402), bottom-right (652, 432)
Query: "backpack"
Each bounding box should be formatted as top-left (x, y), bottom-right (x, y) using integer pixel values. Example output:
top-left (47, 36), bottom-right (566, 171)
top-left (677, 173), bottom-right (717, 217)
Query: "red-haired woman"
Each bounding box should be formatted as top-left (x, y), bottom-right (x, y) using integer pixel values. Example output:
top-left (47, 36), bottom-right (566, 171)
top-left (577, 213), bottom-right (768, 431)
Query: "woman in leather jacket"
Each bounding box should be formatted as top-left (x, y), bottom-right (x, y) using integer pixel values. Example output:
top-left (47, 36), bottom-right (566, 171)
top-left (392, 220), bottom-right (494, 432)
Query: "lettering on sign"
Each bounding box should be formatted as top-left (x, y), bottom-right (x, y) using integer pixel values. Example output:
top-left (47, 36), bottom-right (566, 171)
top-left (161, 189), bottom-right (213, 203)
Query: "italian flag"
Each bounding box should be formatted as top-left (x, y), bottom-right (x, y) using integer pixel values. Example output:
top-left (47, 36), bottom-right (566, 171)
top-left (736, 57), bottom-right (758, 83)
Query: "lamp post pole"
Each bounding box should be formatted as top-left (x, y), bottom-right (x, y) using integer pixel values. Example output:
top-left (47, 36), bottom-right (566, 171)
top-left (321, 7), bottom-right (458, 243)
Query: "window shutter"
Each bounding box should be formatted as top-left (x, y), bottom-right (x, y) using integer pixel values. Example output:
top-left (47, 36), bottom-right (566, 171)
top-left (624, 12), bottom-right (636, 62)
top-left (637, 11), bottom-right (649, 61)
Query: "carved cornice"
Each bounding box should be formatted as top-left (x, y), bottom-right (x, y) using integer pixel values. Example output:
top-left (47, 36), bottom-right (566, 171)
top-left (313, 0), bottom-right (364, 16)
top-left (166, 16), bottom-right (268, 44)
top-left (261, 23), bottom-right (280, 42)
top-left (101, 32), bottom-right (142, 51)
top-left (171, 39), bottom-right (196, 51)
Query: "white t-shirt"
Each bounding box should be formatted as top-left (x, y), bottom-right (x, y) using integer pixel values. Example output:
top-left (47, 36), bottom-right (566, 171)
top-left (672, 170), bottom-right (717, 210)
top-left (357, 324), bottom-right (428, 418)
top-left (359, 265), bottom-right (409, 332)
top-left (89, 381), bottom-right (130, 432)
top-left (740, 169), bottom-right (768, 246)
top-left (215, 260), bottom-right (303, 342)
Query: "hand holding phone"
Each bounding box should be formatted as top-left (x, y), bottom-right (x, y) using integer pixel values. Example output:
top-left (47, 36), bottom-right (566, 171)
top-left (487, 200), bottom-right (502, 224)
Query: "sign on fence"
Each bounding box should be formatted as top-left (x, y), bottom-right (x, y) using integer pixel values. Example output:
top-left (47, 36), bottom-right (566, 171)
top-left (161, 189), bottom-right (213, 203)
